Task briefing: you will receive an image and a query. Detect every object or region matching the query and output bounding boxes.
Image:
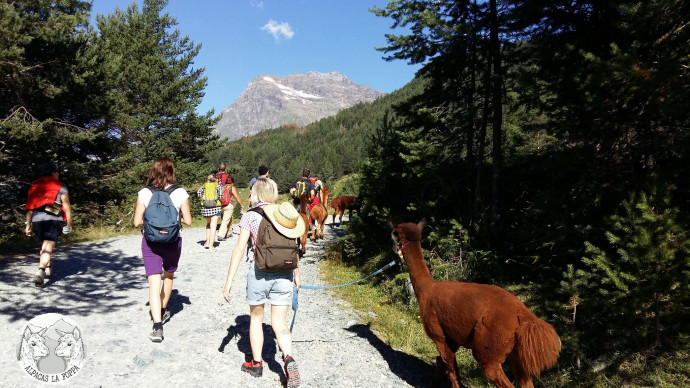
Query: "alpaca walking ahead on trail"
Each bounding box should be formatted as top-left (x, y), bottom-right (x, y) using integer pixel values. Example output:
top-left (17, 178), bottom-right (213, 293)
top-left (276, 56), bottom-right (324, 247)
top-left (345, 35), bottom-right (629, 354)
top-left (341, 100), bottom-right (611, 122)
top-left (391, 220), bottom-right (561, 388)
top-left (309, 187), bottom-right (330, 241)
top-left (330, 195), bottom-right (357, 225)
top-left (297, 193), bottom-right (309, 254)
top-left (55, 328), bottom-right (85, 368)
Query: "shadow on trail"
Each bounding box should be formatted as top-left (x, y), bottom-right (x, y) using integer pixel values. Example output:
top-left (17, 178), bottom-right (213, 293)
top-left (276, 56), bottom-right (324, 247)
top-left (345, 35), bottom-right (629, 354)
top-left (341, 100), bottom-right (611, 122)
top-left (0, 239), bottom-right (145, 323)
top-left (144, 289), bottom-right (191, 321)
top-left (219, 314), bottom-right (284, 378)
top-left (346, 323), bottom-right (437, 387)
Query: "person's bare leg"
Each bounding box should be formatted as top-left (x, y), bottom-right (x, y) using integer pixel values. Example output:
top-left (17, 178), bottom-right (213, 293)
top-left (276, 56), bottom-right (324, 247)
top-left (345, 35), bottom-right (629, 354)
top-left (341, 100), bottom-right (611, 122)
top-left (271, 304), bottom-right (293, 356)
top-left (160, 271), bottom-right (174, 309)
top-left (249, 304), bottom-right (265, 362)
top-left (148, 274), bottom-right (162, 322)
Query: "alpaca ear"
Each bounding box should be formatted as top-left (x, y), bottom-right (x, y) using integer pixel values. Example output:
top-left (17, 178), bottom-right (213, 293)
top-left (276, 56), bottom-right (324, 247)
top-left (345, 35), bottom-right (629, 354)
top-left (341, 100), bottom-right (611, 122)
top-left (417, 218), bottom-right (427, 230)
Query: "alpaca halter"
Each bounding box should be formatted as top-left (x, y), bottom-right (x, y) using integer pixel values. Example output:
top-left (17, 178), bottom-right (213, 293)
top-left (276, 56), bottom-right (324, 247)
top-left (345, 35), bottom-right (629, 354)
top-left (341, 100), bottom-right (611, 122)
top-left (397, 238), bottom-right (414, 252)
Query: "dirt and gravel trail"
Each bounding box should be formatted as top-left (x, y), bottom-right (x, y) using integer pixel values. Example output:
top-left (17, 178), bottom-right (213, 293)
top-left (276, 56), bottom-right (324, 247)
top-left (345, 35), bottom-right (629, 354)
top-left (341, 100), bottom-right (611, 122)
top-left (0, 217), bottom-right (432, 387)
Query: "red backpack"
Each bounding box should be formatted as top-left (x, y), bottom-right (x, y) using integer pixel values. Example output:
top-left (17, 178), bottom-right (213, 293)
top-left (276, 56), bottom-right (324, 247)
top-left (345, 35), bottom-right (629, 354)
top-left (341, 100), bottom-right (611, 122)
top-left (217, 172), bottom-right (232, 207)
top-left (220, 185), bottom-right (232, 207)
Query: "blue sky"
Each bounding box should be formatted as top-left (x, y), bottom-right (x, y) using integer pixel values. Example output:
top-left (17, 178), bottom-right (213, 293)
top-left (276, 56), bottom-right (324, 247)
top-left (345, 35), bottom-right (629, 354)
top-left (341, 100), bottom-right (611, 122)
top-left (89, 1), bottom-right (423, 116)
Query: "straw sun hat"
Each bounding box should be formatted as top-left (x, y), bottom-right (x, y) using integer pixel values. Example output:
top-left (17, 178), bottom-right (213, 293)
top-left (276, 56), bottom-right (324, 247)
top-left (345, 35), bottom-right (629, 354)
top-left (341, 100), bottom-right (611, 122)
top-left (262, 202), bottom-right (306, 239)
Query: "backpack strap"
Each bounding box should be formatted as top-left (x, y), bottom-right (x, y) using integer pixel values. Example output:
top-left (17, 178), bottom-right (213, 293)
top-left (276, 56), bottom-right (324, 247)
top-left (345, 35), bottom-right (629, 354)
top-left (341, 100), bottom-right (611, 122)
top-left (248, 206), bottom-right (265, 217)
top-left (146, 184), bottom-right (179, 194)
top-left (163, 184), bottom-right (180, 195)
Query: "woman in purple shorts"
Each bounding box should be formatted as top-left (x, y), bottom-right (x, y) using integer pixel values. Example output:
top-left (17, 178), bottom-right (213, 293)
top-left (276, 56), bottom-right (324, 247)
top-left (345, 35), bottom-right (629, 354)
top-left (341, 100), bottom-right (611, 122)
top-left (222, 177), bottom-right (303, 388)
top-left (133, 158), bottom-right (192, 342)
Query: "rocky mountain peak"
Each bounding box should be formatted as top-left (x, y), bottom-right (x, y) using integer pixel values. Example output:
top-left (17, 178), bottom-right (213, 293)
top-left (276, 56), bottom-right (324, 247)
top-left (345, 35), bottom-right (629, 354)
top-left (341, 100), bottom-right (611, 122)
top-left (214, 71), bottom-right (385, 140)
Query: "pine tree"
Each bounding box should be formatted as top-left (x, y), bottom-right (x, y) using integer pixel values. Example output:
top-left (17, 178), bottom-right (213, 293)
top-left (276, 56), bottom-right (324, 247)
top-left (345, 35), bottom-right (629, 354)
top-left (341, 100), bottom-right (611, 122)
top-left (89, 0), bottom-right (221, 195)
top-left (580, 187), bottom-right (690, 354)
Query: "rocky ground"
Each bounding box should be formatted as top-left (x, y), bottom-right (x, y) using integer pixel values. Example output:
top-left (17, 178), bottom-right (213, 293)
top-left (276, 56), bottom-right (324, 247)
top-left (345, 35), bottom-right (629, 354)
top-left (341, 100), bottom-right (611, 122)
top-left (0, 217), bottom-right (433, 387)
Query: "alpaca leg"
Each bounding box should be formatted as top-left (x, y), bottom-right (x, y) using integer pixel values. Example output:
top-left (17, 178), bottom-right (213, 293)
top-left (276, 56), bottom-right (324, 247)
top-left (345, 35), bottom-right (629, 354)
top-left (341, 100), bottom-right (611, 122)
top-left (434, 341), bottom-right (464, 388)
top-left (479, 361), bottom-right (514, 388)
top-left (508, 352), bottom-right (533, 388)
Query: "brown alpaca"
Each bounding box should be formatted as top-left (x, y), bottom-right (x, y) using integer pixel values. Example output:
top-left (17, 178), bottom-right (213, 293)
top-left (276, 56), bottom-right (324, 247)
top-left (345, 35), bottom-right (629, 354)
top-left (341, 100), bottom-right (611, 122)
top-left (390, 220), bottom-right (561, 388)
top-left (330, 195), bottom-right (357, 225)
top-left (309, 187), bottom-right (330, 240)
top-left (297, 193), bottom-right (309, 254)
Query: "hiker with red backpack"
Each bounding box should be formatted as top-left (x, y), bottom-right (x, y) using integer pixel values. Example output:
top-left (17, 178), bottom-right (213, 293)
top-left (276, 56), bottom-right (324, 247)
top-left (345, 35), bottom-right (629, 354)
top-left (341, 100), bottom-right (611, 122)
top-left (222, 177), bottom-right (303, 387)
top-left (216, 163), bottom-right (244, 241)
top-left (133, 158), bottom-right (192, 342)
top-left (24, 162), bottom-right (74, 288)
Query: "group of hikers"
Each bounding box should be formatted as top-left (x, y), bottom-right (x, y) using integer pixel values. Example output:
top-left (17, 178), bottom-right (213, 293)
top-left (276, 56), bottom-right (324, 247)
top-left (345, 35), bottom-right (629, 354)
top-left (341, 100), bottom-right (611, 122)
top-left (23, 158), bottom-right (331, 388)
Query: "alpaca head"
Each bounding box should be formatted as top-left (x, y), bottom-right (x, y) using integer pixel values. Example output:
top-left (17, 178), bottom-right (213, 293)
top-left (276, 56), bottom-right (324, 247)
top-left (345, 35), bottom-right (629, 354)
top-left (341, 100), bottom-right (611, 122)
top-left (55, 328), bottom-right (81, 358)
top-left (390, 219), bottom-right (427, 258)
top-left (22, 327), bottom-right (49, 360)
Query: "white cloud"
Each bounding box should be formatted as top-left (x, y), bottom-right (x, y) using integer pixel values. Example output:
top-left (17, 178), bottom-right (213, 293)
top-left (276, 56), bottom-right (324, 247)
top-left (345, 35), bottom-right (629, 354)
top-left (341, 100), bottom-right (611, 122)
top-left (261, 19), bottom-right (295, 41)
top-left (250, 0), bottom-right (263, 9)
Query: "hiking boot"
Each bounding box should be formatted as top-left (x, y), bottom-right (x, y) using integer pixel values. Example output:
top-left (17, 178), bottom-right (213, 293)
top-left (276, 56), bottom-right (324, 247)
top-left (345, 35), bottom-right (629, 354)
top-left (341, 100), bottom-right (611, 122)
top-left (284, 355), bottom-right (301, 388)
top-left (241, 359), bottom-right (263, 377)
top-left (44, 266), bottom-right (51, 278)
top-left (149, 323), bottom-right (163, 342)
top-left (149, 308), bottom-right (171, 324)
top-left (34, 268), bottom-right (45, 287)
top-left (161, 308), bottom-right (170, 324)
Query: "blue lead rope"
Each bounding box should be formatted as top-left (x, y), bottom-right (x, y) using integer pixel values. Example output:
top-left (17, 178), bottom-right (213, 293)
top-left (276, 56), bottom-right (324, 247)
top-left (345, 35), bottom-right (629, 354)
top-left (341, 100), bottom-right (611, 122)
top-left (290, 260), bottom-right (397, 331)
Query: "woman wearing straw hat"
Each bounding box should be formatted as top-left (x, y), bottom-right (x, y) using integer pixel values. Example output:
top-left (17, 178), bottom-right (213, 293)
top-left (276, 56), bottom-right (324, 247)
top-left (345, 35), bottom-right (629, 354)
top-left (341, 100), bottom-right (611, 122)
top-left (222, 177), bottom-right (304, 388)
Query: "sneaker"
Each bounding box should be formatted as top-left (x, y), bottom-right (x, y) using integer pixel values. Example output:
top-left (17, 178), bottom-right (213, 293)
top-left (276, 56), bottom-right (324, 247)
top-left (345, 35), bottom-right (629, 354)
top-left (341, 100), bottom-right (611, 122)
top-left (162, 308), bottom-right (170, 324)
top-left (149, 308), bottom-right (171, 324)
top-left (34, 268), bottom-right (45, 287)
top-left (149, 323), bottom-right (163, 342)
top-left (284, 356), bottom-right (301, 388)
top-left (241, 359), bottom-right (263, 377)
top-left (44, 266), bottom-right (51, 278)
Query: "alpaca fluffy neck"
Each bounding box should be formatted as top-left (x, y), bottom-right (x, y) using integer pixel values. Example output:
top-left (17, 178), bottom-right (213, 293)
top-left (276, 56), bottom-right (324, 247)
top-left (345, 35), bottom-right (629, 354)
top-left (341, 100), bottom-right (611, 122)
top-left (321, 191), bottom-right (329, 207)
top-left (402, 241), bottom-right (435, 296)
top-left (299, 196), bottom-right (307, 214)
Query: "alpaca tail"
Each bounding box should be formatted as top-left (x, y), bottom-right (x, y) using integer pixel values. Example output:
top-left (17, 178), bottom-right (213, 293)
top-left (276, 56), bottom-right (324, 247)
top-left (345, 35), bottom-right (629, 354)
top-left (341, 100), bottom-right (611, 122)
top-left (515, 316), bottom-right (561, 377)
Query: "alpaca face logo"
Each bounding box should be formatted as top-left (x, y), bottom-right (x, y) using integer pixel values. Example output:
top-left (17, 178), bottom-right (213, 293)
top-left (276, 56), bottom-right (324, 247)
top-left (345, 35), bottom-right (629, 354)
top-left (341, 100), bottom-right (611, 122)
top-left (15, 313), bottom-right (86, 384)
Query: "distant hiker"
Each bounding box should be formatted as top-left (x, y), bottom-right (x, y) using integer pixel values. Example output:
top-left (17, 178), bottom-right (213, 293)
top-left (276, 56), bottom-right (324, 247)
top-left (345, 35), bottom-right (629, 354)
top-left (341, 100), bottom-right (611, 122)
top-left (309, 174), bottom-right (322, 206)
top-left (247, 165), bottom-right (269, 207)
top-left (24, 162), bottom-right (73, 288)
top-left (133, 157), bottom-right (192, 342)
top-left (217, 175), bottom-right (244, 241)
top-left (222, 177), bottom-right (303, 387)
top-left (289, 169), bottom-right (315, 211)
top-left (217, 163), bottom-right (238, 241)
top-left (197, 174), bottom-right (222, 251)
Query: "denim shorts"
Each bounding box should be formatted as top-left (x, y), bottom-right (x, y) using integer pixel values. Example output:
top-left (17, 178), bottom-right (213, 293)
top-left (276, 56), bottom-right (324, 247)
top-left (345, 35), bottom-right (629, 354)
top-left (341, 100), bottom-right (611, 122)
top-left (245, 264), bottom-right (294, 306)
